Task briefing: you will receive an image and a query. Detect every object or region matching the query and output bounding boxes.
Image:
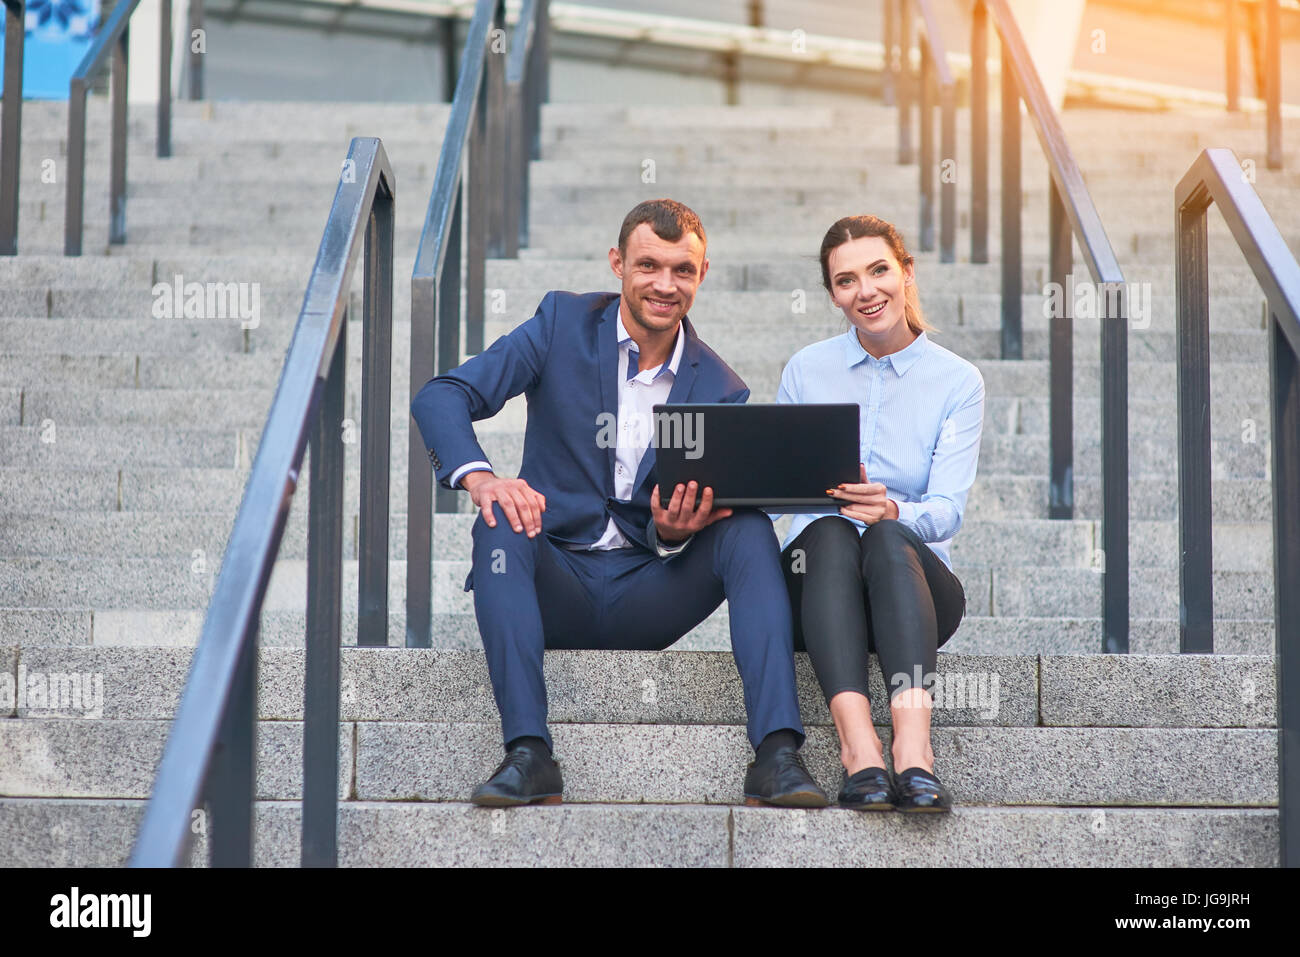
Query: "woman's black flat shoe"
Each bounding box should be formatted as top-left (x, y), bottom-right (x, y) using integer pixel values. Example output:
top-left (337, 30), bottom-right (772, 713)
top-left (892, 766), bottom-right (953, 813)
top-left (837, 766), bottom-right (897, 811)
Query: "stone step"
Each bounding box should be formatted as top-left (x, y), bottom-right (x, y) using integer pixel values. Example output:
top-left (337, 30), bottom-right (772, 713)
top-left (0, 717), bottom-right (1275, 806)
top-left (0, 646), bottom-right (1274, 727)
top-left (0, 464), bottom-right (1271, 525)
top-left (0, 413), bottom-right (1238, 488)
top-left (0, 254), bottom-right (1267, 298)
top-left (0, 505), bottom-right (1273, 575)
top-left (0, 603), bottom-right (1274, 654)
top-left (0, 552), bottom-right (1274, 620)
top-left (0, 381), bottom-right (1277, 452)
top-left (0, 798), bottom-right (1275, 867)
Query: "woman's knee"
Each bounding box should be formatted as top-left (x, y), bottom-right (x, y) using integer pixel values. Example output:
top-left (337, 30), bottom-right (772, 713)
top-left (786, 516), bottom-right (863, 580)
top-left (859, 519), bottom-right (919, 569)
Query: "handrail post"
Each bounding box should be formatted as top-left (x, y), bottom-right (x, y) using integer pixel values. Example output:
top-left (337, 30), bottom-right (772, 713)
top-left (1048, 181), bottom-right (1072, 520)
top-left (970, 0), bottom-right (988, 264)
top-left (486, 0), bottom-right (507, 259)
top-left (303, 331), bottom-right (347, 867)
top-left (358, 183), bottom-right (395, 647)
top-left (1265, 0), bottom-right (1282, 169)
top-left (522, 0), bottom-right (550, 247)
top-left (159, 0), bottom-right (173, 158)
top-left (536, 0), bottom-right (550, 125)
top-left (1100, 282), bottom-right (1129, 653)
top-left (466, 60), bottom-right (490, 356)
top-left (1175, 185), bottom-right (1214, 653)
top-left (897, 0), bottom-right (913, 165)
top-left (919, 37), bottom-right (934, 251)
top-left (438, 189), bottom-right (466, 507)
top-left (882, 0), bottom-right (896, 107)
top-left (406, 263), bottom-right (437, 649)
top-left (65, 80), bottom-right (89, 256)
top-left (939, 71), bottom-right (955, 263)
top-left (1271, 307), bottom-right (1300, 867)
top-left (0, 0), bottom-right (23, 256)
top-left (110, 25), bottom-right (130, 245)
top-left (189, 0), bottom-right (205, 99)
top-left (206, 624), bottom-right (257, 867)
top-left (999, 35), bottom-right (1022, 360)
top-left (1226, 0), bottom-right (1240, 112)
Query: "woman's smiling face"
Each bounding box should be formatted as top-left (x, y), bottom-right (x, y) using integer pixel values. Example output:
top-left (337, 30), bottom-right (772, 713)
top-left (826, 234), bottom-right (917, 358)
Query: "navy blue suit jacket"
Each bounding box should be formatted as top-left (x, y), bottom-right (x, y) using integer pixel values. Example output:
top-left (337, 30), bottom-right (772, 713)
top-left (410, 291), bottom-right (749, 563)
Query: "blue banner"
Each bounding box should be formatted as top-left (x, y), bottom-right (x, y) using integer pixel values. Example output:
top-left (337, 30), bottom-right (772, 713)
top-left (0, 0), bottom-right (102, 100)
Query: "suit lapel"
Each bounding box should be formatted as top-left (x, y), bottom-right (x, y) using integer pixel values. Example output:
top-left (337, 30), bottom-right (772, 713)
top-left (598, 297), bottom-right (620, 484)
top-left (632, 316), bottom-right (699, 496)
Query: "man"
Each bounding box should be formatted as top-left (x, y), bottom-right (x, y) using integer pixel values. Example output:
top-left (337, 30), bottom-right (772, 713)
top-left (410, 198), bottom-right (826, 808)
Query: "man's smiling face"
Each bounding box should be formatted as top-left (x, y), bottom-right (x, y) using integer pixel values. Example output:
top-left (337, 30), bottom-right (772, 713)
top-left (608, 222), bottom-right (709, 335)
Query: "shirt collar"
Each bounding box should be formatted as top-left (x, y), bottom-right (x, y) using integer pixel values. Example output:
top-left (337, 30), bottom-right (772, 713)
top-left (844, 328), bottom-right (928, 376)
top-left (617, 312), bottom-right (684, 381)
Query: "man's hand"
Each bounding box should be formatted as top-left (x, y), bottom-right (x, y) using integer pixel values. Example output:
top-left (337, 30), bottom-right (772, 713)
top-left (827, 464), bottom-right (899, 525)
top-left (651, 481), bottom-right (733, 544)
top-left (462, 471), bottom-right (546, 537)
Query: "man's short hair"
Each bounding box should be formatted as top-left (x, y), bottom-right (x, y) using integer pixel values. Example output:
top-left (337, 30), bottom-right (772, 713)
top-left (617, 199), bottom-right (707, 257)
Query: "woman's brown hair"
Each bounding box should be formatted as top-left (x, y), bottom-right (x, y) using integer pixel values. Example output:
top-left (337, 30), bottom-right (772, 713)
top-left (818, 215), bottom-right (932, 335)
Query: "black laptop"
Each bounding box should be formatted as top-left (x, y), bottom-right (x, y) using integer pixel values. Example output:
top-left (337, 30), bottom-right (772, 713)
top-left (652, 403), bottom-right (860, 512)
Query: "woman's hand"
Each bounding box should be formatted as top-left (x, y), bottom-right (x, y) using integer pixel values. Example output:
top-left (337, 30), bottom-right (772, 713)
top-left (827, 464), bottom-right (900, 525)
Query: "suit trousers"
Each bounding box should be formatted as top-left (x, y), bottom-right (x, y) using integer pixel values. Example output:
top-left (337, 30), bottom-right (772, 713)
top-left (469, 503), bottom-right (805, 753)
top-left (781, 516), bottom-right (966, 706)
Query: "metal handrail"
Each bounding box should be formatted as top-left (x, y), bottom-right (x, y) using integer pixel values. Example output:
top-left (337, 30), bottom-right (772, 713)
top-left (1173, 146), bottom-right (1300, 867)
top-left (969, 0), bottom-right (1130, 653)
top-left (64, 0), bottom-right (175, 255)
top-left (1225, 0), bottom-right (1284, 169)
top-left (130, 137), bottom-right (396, 867)
top-left (0, 0), bottom-right (23, 255)
top-left (406, 0), bottom-right (549, 649)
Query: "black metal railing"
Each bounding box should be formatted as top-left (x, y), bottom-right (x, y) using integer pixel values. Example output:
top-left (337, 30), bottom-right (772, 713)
top-left (914, 0), bottom-right (955, 262)
top-left (188, 0), bottom-right (205, 100)
top-left (969, 0), bottom-right (1130, 652)
top-left (886, 1), bottom-right (956, 262)
top-left (64, 0), bottom-right (176, 255)
top-left (1225, 0), bottom-right (1283, 169)
top-left (0, 0), bottom-right (23, 256)
top-left (406, 0), bottom-right (549, 649)
top-left (130, 137), bottom-right (396, 867)
top-left (1174, 146), bottom-right (1299, 866)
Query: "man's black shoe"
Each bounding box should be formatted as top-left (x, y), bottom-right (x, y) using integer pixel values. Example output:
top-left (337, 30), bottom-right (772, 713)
top-left (470, 741), bottom-right (564, 807)
top-left (742, 745), bottom-right (830, 807)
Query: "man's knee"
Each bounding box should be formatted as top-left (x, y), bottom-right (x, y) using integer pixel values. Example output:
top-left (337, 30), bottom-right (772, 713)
top-left (713, 508), bottom-right (779, 552)
top-left (470, 502), bottom-right (541, 568)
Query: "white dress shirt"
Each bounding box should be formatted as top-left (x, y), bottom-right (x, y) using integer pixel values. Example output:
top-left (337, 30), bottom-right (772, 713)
top-left (774, 330), bottom-right (984, 571)
top-left (451, 310), bottom-right (690, 557)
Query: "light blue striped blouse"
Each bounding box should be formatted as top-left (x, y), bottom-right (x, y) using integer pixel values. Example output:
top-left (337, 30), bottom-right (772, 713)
top-left (774, 329), bottom-right (985, 570)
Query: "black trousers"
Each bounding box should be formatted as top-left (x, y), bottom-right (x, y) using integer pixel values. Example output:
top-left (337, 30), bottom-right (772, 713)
top-left (781, 516), bottom-right (966, 706)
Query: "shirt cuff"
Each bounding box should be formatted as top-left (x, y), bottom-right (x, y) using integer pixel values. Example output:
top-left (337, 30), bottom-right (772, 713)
top-left (893, 499), bottom-right (918, 527)
top-left (655, 532), bottom-right (693, 558)
top-left (450, 460), bottom-right (494, 489)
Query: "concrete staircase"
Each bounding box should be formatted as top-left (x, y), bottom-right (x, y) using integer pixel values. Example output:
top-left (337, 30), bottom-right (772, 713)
top-left (0, 96), bottom-right (1292, 865)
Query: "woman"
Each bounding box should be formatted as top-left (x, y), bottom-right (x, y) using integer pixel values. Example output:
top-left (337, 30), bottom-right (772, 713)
top-left (776, 214), bottom-right (984, 813)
